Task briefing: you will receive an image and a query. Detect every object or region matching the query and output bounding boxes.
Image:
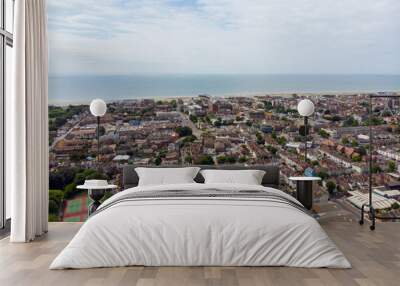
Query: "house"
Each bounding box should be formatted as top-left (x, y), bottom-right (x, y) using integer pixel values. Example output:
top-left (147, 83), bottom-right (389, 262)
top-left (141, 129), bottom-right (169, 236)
top-left (214, 141), bottom-right (226, 153)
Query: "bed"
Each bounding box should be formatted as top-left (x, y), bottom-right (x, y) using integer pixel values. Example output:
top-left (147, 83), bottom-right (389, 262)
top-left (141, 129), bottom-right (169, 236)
top-left (50, 165), bottom-right (350, 269)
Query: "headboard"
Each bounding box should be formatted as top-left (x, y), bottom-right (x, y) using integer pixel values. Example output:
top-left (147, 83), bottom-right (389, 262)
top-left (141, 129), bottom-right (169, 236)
top-left (122, 164), bottom-right (280, 189)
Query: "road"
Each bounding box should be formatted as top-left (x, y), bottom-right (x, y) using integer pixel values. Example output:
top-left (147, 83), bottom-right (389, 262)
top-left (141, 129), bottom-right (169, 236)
top-left (50, 117), bottom-right (85, 151)
top-left (179, 112), bottom-right (202, 138)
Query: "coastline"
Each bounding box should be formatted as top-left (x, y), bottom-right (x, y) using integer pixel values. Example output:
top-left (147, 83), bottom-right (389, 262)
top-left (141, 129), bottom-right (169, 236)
top-left (48, 90), bottom-right (400, 106)
top-left (48, 74), bottom-right (400, 106)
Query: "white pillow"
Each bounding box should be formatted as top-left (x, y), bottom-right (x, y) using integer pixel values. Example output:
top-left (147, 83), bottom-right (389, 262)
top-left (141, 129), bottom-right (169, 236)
top-left (135, 167), bottom-right (200, 186)
top-left (200, 169), bottom-right (266, 185)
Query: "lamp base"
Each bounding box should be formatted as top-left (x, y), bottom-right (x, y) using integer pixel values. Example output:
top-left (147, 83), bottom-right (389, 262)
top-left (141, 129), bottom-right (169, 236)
top-left (296, 181), bottom-right (313, 210)
top-left (359, 203), bottom-right (376, 231)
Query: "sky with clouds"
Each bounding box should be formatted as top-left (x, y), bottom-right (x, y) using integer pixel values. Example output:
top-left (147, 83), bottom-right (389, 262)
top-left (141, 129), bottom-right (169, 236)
top-left (48, 0), bottom-right (400, 76)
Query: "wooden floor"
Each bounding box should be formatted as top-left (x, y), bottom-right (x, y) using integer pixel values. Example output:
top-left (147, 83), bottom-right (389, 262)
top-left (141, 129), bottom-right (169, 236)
top-left (0, 220), bottom-right (399, 286)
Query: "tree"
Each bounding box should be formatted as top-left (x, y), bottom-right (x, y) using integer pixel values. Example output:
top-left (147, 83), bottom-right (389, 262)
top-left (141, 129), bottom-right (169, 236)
top-left (226, 156), bottom-right (237, 164)
top-left (318, 129), bottom-right (330, 138)
top-left (388, 160), bottom-right (396, 172)
top-left (351, 139), bottom-right (359, 147)
top-left (49, 105), bottom-right (87, 131)
top-left (294, 135), bottom-right (302, 142)
top-left (49, 189), bottom-right (64, 206)
top-left (352, 154), bottom-right (362, 162)
top-left (175, 126), bottom-right (193, 137)
top-left (311, 160), bottom-right (319, 166)
top-left (170, 100), bottom-right (177, 108)
top-left (182, 135), bottom-right (197, 144)
top-left (371, 165), bottom-right (382, 174)
top-left (49, 200), bottom-right (60, 214)
top-left (264, 101), bottom-right (273, 111)
top-left (357, 146), bottom-right (367, 156)
top-left (324, 114), bottom-right (341, 122)
top-left (49, 167), bottom-right (76, 190)
top-left (184, 155), bottom-right (192, 164)
top-left (189, 114), bottom-right (198, 123)
top-left (238, 156), bottom-right (248, 163)
top-left (217, 155), bottom-right (236, 164)
top-left (73, 172), bottom-right (87, 186)
top-left (154, 156), bottom-right (162, 166)
top-left (55, 117), bottom-right (67, 127)
top-left (256, 132), bottom-right (265, 145)
top-left (363, 116), bottom-right (384, 126)
top-left (70, 152), bottom-right (86, 162)
top-left (49, 172), bottom-right (66, 190)
top-left (217, 156), bottom-right (227, 164)
top-left (48, 214), bottom-right (60, 222)
top-left (73, 169), bottom-right (107, 185)
top-left (49, 189), bottom-right (64, 216)
top-left (343, 116), bottom-right (359, 127)
top-left (317, 171), bottom-right (328, 180)
top-left (326, 181), bottom-right (336, 196)
top-left (214, 118), bottom-right (222, 127)
top-left (64, 182), bottom-right (77, 199)
top-left (266, 145), bottom-right (277, 155)
top-left (196, 155), bottom-right (215, 165)
top-left (277, 136), bottom-right (287, 146)
top-left (275, 105), bottom-right (286, 114)
top-left (157, 150), bottom-right (167, 158)
top-left (341, 137), bottom-right (349, 145)
top-left (392, 202), bottom-right (400, 209)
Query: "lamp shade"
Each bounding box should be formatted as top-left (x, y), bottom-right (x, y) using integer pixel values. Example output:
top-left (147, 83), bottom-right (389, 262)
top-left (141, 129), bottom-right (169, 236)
top-left (90, 99), bottom-right (107, 117)
top-left (297, 99), bottom-right (315, 117)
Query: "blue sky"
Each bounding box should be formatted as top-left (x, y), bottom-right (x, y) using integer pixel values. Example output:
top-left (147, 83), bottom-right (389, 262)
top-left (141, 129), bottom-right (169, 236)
top-left (47, 0), bottom-right (400, 76)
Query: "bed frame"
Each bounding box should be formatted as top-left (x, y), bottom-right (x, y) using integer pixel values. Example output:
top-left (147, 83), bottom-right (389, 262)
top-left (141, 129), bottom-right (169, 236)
top-left (122, 164), bottom-right (280, 189)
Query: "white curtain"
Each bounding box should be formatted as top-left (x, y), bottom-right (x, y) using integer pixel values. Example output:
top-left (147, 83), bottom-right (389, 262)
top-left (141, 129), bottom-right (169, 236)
top-left (9, 0), bottom-right (49, 242)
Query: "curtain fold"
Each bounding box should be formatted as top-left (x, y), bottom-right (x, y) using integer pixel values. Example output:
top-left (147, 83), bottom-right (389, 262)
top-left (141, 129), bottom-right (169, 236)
top-left (10, 0), bottom-right (48, 242)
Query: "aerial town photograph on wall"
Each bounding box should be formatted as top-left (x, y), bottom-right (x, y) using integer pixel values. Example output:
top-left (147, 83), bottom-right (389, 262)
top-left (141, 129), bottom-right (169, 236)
top-left (48, 93), bottom-right (400, 222)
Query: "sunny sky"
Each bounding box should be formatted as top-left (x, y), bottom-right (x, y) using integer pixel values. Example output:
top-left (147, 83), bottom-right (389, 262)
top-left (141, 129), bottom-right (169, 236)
top-left (47, 0), bottom-right (400, 76)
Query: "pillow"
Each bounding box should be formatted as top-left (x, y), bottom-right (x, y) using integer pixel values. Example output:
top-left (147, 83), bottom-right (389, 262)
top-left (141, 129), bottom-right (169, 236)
top-left (135, 167), bottom-right (200, 186)
top-left (200, 169), bottom-right (266, 185)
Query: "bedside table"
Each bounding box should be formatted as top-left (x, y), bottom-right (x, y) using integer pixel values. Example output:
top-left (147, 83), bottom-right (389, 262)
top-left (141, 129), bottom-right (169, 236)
top-left (289, 177), bottom-right (321, 210)
top-left (77, 183), bottom-right (117, 215)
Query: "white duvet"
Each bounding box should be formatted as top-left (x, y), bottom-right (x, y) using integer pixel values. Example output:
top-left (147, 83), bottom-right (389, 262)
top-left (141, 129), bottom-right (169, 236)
top-left (50, 183), bottom-right (351, 269)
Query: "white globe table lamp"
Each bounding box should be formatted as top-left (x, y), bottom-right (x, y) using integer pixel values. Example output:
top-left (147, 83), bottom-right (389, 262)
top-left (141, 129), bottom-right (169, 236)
top-left (297, 99), bottom-right (315, 164)
top-left (90, 99), bottom-right (107, 117)
top-left (297, 99), bottom-right (315, 117)
top-left (90, 99), bottom-right (107, 161)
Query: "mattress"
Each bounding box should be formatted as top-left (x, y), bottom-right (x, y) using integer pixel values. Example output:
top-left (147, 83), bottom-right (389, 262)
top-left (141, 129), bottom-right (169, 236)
top-left (50, 183), bottom-right (351, 269)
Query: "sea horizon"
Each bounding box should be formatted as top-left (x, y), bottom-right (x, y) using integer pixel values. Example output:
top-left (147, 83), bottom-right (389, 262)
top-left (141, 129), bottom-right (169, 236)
top-left (49, 73), bottom-right (400, 105)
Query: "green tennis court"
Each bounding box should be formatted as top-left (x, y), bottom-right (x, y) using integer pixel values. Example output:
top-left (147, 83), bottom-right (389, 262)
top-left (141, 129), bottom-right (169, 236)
top-left (66, 198), bottom-right (83, 214)
top-left (63, 216), bottom-right (82, 222)
top-left (63, 193), bottom-right (90, 222)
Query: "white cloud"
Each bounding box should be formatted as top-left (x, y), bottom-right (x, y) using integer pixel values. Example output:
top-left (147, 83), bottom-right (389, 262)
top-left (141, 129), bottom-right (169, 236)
top-left (48, 0), bottom-right (400, 75)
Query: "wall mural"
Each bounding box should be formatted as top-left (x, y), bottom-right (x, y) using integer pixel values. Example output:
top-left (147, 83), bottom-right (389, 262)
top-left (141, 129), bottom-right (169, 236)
top-left (47, 1), bottom-right (400, 222)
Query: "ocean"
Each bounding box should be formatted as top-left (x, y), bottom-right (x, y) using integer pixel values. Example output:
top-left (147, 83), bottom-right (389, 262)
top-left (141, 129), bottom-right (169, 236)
top-left (49, 74), bottom-right (400, 105)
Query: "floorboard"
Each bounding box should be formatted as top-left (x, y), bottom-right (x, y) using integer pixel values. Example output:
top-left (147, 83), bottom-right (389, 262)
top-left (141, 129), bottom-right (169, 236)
top-left (0, 221), bottom-right (399, 286)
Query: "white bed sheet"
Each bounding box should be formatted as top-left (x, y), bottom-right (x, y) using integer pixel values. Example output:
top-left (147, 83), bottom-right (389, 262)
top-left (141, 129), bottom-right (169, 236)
top-left (50, 183), bottom-right (351, 269)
